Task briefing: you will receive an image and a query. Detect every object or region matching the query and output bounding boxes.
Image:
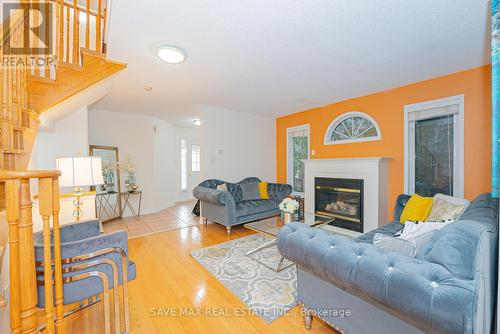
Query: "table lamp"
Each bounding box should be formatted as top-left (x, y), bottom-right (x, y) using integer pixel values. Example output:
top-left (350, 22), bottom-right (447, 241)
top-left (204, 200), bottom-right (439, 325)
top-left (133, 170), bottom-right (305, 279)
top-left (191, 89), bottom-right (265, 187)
top-left (56, 156), bottom-right (104, 221)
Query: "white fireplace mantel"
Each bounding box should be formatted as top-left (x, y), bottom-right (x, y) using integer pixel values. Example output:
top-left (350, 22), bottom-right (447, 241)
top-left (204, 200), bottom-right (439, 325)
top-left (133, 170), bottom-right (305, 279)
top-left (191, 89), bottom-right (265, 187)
top-left (303, 157), bottom-right (390, 237)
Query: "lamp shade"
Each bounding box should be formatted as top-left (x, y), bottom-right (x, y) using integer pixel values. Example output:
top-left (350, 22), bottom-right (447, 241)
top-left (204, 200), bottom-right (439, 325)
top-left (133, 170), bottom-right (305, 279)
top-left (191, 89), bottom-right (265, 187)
top-left (56, 156), bottom-right (105, 187)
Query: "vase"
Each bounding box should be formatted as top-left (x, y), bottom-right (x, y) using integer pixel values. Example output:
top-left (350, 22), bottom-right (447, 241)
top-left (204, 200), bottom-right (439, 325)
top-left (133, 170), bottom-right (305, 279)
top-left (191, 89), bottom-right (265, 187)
top-left (284, 212), bottom-right (294, 224)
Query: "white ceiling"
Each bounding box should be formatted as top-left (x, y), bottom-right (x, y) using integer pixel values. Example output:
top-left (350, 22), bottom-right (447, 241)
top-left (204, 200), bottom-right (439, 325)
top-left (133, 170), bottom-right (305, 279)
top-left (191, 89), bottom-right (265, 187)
top-left (93, 0), bottom-right (491, 127)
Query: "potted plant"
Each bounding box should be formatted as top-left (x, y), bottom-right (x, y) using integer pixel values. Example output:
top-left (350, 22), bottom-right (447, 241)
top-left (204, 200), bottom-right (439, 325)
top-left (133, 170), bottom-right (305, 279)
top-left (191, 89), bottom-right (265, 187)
top-left (279, 198), bottom-right (300, 224)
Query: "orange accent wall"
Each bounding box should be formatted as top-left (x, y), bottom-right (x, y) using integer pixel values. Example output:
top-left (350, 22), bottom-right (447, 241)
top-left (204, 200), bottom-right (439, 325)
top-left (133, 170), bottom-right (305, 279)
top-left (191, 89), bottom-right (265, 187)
top-left (276, 66), bottom-right (492, 219)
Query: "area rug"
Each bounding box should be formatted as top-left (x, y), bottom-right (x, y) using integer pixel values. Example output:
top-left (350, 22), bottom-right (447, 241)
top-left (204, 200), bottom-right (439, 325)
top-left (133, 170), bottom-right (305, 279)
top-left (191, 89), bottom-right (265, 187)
top-left (190, 234), bottom-right (297, 323)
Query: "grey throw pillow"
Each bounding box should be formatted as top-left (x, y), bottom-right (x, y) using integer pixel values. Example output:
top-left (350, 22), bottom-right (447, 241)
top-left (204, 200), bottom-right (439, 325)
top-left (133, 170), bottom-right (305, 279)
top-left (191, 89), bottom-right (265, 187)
top-left (240, 182), bottom-right (261, 201)
top-left (373, 233), bottom-right (417, 257)
top-left (373, 230), bottom-right (438, 258)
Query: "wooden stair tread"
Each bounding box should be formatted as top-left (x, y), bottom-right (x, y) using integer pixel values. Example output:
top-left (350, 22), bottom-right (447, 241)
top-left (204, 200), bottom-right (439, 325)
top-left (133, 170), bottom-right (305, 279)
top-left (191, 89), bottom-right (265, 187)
top-left (27, 47), bottom-right (127, 113)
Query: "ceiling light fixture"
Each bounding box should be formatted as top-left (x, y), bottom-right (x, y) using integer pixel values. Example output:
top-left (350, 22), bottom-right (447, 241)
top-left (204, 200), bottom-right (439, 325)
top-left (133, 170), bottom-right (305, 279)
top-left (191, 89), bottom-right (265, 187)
top-left (193, 119), bottom-right (201, 126)
top-left (157, 46), bottom-right (187, 64)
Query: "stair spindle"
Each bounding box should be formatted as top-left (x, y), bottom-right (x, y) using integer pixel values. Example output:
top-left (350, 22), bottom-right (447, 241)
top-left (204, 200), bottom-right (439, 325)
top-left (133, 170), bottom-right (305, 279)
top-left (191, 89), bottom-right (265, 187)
top-left (66, 6), bottom-right (70, 63)
top-left (39, 178), bottom-right (56, 334)
top-left (86, 0), bottom-right (90, 49)
top-left (73, 0), bottom-right (79, 64)
top-left (58, 0), bottom-right (64, 61)
top-left (96, 0), bottom-right (102, 53)
top-left (51, 178), bottom-right (66, 333)
top-left (6, 179), bottom-right (21, 333)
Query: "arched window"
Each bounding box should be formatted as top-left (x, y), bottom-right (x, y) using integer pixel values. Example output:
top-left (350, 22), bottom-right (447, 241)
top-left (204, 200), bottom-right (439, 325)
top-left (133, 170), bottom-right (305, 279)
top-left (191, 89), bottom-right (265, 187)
top-left (324, 112), bottom-right (381, 145)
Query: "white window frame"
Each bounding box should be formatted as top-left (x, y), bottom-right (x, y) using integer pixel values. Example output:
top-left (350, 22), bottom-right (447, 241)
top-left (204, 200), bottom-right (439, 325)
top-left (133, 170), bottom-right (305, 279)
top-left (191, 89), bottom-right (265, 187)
top-left (180, 139), bottom-right (187, 191)
top-left (324, 111), bottom-right (381, 145)
top-left (191, 144), bottom-right (200, 172)
top-left (286, 124), bottom-right (310, 196)
top-left (404, 94), bottom-right (464, 197)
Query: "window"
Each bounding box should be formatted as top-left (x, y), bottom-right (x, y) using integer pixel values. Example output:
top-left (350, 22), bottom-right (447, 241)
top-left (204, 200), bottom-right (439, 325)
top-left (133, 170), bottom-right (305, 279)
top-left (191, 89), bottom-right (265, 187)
top-left (404, 95), bottom-right (464, 197)
top-left (191, 144), bottom-right (200, 172)
top-left (287, 125), bottom-right (309, 194)
top-left (324, 112), bottom-right (381, 145)
top-left (180, 139), bottom-right (187, 190)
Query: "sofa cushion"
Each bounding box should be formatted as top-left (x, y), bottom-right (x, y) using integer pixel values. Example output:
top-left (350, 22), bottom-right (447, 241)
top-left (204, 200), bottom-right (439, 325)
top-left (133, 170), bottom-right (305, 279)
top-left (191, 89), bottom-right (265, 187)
top-left (426, 221), bottom-right (482, 280)
top-left (236, 199), bottom-right (277, 217)
top-left (226, 183), bottom-right (243, 203)
top-left (240, 182), bottom-right (261, 200)
top-left (425, 194), bottom-right (499, 280)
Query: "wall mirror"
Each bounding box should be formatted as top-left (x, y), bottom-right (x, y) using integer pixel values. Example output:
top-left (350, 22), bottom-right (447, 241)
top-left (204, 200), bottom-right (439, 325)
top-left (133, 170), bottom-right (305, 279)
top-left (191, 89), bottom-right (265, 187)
top-left (90, 145), bottom-right (121, 193)
top-left (90, 145), bottom-right (122, 221)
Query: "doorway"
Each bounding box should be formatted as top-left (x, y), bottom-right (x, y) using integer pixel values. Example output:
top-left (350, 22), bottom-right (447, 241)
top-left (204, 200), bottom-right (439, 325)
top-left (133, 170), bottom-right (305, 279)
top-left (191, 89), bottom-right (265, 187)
top-left (180, 139), bottom-right (201, 200)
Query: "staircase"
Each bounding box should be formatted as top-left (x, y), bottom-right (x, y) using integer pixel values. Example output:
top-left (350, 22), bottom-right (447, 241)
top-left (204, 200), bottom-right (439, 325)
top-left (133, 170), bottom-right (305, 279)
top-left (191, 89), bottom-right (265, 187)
top-left (28, 49), bottom-right (126, 113)
top-left (0, 1), bottom-right (126, 332)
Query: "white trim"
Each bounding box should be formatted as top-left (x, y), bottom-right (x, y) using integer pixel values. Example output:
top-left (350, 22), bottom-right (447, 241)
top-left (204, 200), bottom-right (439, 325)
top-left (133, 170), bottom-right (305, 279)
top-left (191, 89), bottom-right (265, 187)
top-left (324, 111), bottom-right (381, 145)
top-left (403, 94), bottom-right (464, 197)
top-left (286, 124), bottom-right (310, 196)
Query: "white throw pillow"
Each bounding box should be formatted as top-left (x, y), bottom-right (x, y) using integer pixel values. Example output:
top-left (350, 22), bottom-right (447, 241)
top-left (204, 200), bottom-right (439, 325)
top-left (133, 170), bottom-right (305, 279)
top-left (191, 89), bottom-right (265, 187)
top-left (427, 193), bottom-right (469, 221)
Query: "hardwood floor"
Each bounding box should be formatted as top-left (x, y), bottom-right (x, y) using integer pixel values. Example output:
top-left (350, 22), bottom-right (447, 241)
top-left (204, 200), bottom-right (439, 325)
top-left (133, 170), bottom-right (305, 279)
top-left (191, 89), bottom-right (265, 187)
top-left (65, 202), bottom-right (335, 333)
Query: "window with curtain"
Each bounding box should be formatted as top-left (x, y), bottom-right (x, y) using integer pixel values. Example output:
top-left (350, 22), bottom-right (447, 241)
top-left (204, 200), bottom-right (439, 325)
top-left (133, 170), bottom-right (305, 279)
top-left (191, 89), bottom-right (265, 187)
top-left (406, 100), bottom-right (463, 197)
top-left (414, 115), bottom-right (454, 196)
top-left (287, 126), bottom-right (309, 194)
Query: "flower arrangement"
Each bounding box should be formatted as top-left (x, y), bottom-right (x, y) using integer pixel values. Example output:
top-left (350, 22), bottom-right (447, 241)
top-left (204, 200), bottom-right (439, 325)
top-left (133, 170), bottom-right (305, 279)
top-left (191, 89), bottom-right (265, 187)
top-left (120, 153), bottom-right (135, 174)
top-left (279, 198), bottom-right (299, 213)
top-left (120, 153), bottom-right (138, 192)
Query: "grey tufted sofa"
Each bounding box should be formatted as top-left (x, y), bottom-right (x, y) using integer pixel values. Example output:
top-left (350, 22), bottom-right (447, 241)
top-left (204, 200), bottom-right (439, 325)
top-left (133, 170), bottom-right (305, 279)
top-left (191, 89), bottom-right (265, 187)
top-left (277, 193), bottom-right (499, 334)
top-left (193, 177), bottom-right (292, 235)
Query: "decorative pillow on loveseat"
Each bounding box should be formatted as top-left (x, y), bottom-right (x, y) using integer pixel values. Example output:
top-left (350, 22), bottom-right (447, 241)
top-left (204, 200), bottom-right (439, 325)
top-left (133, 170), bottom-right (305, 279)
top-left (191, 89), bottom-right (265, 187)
top-left (399, 194), bottom-right (433, 223)
top-left (240, 182), bottom-right (261, 200)
top-left (427, 193), bottom-right (470, 221)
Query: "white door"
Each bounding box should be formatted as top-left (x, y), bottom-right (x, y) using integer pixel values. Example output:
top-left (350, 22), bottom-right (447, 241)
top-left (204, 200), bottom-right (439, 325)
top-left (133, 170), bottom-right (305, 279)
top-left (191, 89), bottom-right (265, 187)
top-left (187, 141), bottom-right (201, 199)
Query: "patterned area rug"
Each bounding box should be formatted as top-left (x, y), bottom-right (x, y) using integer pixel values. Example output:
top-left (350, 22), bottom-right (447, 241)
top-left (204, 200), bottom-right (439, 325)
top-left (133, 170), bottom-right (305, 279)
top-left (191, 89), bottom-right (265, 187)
top-left (190, 234), bottom-right (297, 323)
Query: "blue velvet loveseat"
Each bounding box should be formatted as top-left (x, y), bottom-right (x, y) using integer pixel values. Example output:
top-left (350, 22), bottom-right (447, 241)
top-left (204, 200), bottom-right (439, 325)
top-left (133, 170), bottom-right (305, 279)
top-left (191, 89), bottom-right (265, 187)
top-left (277, 193), bottom-right (499, 334)
top-left (193, 177), bottom-right (292, 235)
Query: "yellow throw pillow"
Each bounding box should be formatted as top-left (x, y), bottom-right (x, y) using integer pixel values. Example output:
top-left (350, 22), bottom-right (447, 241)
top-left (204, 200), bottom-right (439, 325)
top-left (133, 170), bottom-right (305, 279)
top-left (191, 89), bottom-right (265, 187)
top-left (399, 194), bottom-right (433, 224)
top-left (258, 182), bottom-right (269, 199)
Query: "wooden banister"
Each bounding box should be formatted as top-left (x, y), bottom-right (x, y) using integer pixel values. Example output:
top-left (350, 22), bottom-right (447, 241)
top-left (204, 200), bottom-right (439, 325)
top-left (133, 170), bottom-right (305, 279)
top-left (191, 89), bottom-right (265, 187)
top-left (2, 171), bottom-right (65, 334)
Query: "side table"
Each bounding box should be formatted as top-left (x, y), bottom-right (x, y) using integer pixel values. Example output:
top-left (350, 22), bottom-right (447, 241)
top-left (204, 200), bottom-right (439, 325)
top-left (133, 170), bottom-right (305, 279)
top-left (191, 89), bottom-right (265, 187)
top-left (120, 191), bottom-right (142, 219)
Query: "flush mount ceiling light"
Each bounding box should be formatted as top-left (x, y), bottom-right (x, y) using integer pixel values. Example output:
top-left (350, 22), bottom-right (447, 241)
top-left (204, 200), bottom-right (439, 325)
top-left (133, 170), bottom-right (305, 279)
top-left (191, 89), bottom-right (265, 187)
top-left (157, 46), bottom-right (186, 64)
top-left (193, 119), bottom-right (201, 126)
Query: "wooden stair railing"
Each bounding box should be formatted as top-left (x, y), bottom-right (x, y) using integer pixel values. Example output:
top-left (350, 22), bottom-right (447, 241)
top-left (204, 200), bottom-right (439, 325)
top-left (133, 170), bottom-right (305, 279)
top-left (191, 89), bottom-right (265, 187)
top-left (1, 170), bottom-right (65, 334)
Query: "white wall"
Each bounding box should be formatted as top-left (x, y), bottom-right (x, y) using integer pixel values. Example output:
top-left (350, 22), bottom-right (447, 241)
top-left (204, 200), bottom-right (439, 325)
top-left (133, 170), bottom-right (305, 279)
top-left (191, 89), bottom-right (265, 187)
top-left (200, 105), bottom-right (276, 183)
top-left (28, 106), bottom-right (97, 225)
top-left (30, 106), bottom-right (90, 171)
top-left (89, 109), bottom-right (178, 215)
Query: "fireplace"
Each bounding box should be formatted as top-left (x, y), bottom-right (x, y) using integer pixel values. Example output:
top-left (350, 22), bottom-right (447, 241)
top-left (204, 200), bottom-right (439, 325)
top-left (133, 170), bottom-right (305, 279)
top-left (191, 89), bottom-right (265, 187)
top-left (315, 177), bottom-right (364, 233)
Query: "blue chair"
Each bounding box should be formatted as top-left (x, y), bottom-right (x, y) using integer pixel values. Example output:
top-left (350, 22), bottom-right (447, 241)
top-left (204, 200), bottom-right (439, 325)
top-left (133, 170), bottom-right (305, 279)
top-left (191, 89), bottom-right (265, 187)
top-left (34, 219), bottom-right (136, 334)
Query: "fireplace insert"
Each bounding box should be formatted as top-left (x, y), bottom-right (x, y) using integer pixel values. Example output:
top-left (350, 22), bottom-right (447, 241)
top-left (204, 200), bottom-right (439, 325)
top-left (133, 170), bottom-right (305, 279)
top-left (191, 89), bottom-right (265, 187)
top-left (315, 177), bottom-right (364, 233)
